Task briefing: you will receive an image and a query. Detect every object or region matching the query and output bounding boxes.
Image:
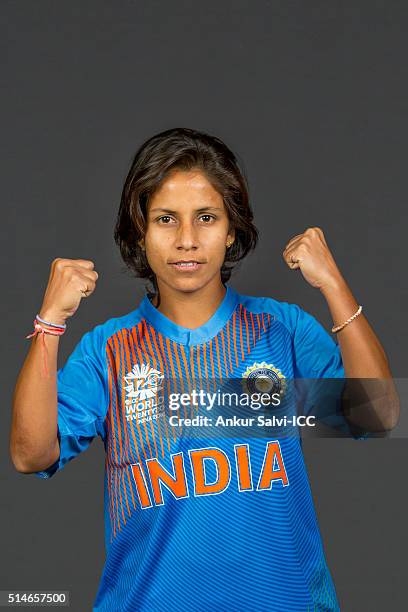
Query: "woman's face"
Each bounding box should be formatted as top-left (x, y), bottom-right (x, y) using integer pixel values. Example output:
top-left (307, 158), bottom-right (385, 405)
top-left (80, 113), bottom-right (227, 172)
top-left (143, 168), bottom-right (235, 295)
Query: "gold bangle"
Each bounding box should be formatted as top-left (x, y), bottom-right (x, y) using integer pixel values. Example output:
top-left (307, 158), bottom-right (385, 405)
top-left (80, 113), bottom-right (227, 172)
top-left (331, 305), bottom-right (363, 333)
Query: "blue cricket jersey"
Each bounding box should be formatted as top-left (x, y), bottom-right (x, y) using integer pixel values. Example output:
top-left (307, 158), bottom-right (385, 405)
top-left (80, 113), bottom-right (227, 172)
top-left (33, 284), bottom-right (364, 611)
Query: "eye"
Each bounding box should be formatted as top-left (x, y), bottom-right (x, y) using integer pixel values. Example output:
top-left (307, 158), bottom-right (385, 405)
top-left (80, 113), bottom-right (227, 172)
top-left (157, 215), bottom-right (174, 224)
top-left (199, 214), bottom-right (216, 223)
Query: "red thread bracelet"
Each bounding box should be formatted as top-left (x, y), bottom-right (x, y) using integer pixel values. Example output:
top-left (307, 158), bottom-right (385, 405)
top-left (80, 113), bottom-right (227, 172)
top-left (26, 318), bottom-right (66, 378)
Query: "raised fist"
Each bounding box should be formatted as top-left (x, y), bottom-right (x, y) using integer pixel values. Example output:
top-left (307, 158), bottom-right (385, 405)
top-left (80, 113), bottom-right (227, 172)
top-left (282, 227), bottom-right (343, 291)
top-left (38, 258), bottom-right (99, 325)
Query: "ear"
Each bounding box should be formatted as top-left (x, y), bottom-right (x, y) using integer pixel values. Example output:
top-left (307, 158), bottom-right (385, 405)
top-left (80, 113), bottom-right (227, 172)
top-left (227, 227), bottom-right (236, 245)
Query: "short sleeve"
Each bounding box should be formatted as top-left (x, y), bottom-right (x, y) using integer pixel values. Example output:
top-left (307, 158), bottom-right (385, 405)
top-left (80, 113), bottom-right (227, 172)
top-left (291, 304), bottom-right (369, 440)
top-left (33, 325), bottom-right (109, 479)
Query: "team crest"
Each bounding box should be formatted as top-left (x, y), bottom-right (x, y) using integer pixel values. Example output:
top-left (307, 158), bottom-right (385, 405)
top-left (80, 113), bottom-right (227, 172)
top-left (241, 361), bottom-right (286, 400)
top-left (123, 363), bottom-right (165, 423)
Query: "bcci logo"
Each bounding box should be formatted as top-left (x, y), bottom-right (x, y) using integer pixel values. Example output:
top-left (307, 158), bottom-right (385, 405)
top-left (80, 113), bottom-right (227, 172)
top-left (123, 364), bottom-right (165, 423)
top-left (241, 361), bottom-right (286, 400)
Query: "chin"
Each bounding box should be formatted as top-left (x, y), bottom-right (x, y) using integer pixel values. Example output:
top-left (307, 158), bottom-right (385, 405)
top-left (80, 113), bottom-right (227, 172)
top-left (161, 276), bottom-right (211, 294)
top-left (174, 281), bottom-right (205, 293)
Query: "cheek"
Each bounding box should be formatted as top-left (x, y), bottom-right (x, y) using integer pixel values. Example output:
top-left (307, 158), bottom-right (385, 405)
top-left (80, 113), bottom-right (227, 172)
top-left (145, 231), bottom-right (171, 251)
top-left (143, 231), bottom-right (160, 266)
top-left (205, 230), bottom-right (229, 251)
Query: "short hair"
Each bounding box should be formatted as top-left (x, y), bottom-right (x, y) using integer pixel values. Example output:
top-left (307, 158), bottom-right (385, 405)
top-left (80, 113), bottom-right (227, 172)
top-left (114, 127), bottom-right (259, 298)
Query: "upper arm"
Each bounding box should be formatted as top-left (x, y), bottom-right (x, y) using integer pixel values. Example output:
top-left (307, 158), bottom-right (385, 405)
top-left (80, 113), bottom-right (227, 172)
top-left (289, 304), bottom-right (369, 440)
top-left (33, 325), bottom-right (109, 479)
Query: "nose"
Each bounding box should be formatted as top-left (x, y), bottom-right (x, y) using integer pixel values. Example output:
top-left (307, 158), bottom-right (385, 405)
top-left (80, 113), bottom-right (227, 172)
top-left (175, 219), bottom-right (199, 251)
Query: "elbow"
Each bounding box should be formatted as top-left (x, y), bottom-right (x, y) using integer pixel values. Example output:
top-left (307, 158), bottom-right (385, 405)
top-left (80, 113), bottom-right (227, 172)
top-left (9, 428), bottom-right (35, 473)
top-left (10, 450), bottom-right (37, 474)
top-left (379, 391), bottom-right (401, 432)
top-left (9, 440), bottom-right (60, 474)
top-left (383, 402), bottom-right (401, 431)
top-left (12, 460), bottom-right (37, 474)
top-left (346, 378), bottom-right (401, 433)
top-left (9, 438), bottom-right (27, 473)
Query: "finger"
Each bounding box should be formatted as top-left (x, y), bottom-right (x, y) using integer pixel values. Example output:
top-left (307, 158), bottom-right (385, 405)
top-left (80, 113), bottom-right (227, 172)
top-left (286, 257), bottom-right (300, 270)
top-left (79, 280), bottom-right (96, 297)
top-left (285, 261), bottom-right (300, 270)
top-left (283, 235), bottom-right (304, 254)
top-left (284, 233), bottom-right (304, 247)
top-left (73, 259), bottom-right (95, 270)
top-left (80, 288), bottom-right (93, 297)
top-left (283, 243), bottom-right (303, 261)
top-left (64, 266), bottom-right (98, 282)
top-left (75, 271), bottom-right (97, 295)
top-left (79, 269), bottom-right (99, 282)
top-left (283, 247), bottom-right (302, 269)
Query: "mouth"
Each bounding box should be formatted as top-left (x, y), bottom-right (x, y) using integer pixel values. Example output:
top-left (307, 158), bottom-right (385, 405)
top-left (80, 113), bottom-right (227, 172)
top-left (169, 260), bottom-right (204, 272)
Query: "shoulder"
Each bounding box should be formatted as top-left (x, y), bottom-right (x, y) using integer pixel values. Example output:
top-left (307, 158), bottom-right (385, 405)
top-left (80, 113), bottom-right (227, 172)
top-left (234, 290), bottom-right (340, 378)
top-left (70, 305), bottom-right (144, 358)
top-left (236, 291), bottom-right (315, 339)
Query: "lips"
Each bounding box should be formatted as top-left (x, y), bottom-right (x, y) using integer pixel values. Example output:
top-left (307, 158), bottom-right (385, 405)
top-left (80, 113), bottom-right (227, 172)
top-left (169, 261), bottom-right (204, 271)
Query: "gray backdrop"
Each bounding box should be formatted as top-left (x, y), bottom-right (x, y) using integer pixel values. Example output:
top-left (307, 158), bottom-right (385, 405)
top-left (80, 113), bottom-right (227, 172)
top-left (1, 1), bottom-right (407, 610)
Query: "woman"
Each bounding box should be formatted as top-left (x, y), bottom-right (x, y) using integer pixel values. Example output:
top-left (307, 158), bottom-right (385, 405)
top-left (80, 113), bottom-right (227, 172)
top-left (11, 127), bottom-right (398, 611)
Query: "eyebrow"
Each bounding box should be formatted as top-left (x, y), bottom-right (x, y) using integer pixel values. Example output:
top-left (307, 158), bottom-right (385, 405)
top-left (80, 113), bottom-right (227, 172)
top-left (149, 206), bottom-right (223, 214)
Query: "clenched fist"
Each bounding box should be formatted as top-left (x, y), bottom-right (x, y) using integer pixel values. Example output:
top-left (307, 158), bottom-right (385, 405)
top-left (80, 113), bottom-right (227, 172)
top-left (38, 258), bottom-right (99, 326)
top-left (282, 227), bottom-right (343, 291)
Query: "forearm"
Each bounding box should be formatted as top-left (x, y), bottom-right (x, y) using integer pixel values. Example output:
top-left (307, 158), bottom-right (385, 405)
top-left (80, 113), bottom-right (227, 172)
top-left (10, 258), bottom-right (99, 472)
top-left (321, 275), bottom-right (389, 377)
top-left (10, 331), bottom-right (60, 472)
top-left (321, 274), bottom-right (400, 431)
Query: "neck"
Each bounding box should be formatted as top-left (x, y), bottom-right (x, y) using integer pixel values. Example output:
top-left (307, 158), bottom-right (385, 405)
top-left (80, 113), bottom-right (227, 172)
top-left (151, 280), bottom-right (227, 330)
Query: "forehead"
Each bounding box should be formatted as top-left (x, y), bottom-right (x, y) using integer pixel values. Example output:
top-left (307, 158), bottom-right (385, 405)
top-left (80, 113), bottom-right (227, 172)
top-left (149, 169), bottom-right (223, 206)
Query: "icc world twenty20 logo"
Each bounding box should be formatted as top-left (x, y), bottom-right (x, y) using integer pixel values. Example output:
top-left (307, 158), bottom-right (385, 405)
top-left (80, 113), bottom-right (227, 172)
top-left (123, 363), bottom-right (165, 424)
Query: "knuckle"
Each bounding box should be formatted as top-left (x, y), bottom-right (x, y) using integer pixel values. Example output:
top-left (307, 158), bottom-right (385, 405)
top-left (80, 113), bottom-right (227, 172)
top-left (68, 270), bottom-right (79, 282)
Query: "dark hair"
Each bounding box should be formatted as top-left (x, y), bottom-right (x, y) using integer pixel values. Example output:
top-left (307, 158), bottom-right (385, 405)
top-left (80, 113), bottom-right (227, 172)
top-left (114, 127), bottom-right (259, 304)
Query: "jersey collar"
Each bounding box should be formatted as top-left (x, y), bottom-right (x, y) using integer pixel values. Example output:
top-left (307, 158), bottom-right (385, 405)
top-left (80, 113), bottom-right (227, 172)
top-left (138, 283), bottom-right (239, 346)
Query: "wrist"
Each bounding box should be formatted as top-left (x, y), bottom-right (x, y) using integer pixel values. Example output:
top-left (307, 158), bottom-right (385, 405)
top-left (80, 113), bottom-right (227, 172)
top-left (319, 273), bottom-right (348, 297)
top-left (37, 309), bottom-right (67, 327)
